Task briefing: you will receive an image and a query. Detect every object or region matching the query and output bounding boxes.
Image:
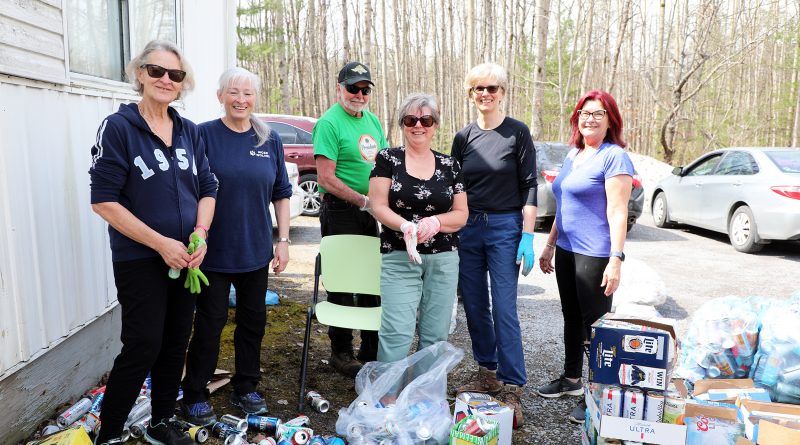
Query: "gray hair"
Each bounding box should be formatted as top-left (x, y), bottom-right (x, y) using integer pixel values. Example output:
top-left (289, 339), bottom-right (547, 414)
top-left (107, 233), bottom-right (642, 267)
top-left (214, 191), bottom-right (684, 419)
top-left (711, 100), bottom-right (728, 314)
top-left (396, 93), bottom-right (441, 127)
top-left (464, 62), bottom-right (508, 94)
top-left (217, 67), bottom-right (270, 147)
top-left (126, 40), bottom-right (195, 99)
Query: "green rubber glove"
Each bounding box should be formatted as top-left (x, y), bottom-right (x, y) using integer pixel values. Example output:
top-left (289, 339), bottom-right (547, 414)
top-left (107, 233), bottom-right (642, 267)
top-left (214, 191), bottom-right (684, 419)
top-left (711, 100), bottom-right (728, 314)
top-left (181, 233), bottom-right (209, 294)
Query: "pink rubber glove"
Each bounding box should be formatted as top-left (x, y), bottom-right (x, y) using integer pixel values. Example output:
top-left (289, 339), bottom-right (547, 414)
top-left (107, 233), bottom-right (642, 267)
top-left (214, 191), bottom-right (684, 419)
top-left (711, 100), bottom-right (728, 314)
top-left (417, 216), bottom-right (441, 243)
top-left (400, 221), bottom-right (423, 264)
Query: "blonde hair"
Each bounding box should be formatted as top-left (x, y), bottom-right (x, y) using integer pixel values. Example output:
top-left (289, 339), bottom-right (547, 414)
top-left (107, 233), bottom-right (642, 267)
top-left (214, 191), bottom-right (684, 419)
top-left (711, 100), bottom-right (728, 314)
top-left (126, 40), bottom-right (195, 99)
top-left (463, 62), bottom-right (508, 94)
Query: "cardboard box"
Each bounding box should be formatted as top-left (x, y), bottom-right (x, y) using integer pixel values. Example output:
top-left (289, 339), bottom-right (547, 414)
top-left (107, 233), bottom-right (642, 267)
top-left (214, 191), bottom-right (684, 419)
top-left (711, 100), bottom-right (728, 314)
top-left (684, 402), bottom-right (745, 445)
top-left (588, 314), bottom-right (676, 391)
top-left (692, 379), bottom-right (770, 404)
top-left (735, 438), bottom-right (756, 445)
top-left (738, 399), bottom-right (800, 443)
top-left (453, 392), bottom-right (514, 445)
top-left (26, 429), bottom-right (92, 445)
top-left (585, 387), bottom-right (686, 445)
top-left (450, 415), bottom-right (499, 445)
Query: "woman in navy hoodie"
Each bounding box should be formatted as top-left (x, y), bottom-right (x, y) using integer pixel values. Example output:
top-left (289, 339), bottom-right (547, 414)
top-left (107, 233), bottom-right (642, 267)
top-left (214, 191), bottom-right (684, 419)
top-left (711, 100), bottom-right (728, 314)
top-left (180, 67), bottom-right (293, 425)
top-left (89, 40), bottom-right (217, 445)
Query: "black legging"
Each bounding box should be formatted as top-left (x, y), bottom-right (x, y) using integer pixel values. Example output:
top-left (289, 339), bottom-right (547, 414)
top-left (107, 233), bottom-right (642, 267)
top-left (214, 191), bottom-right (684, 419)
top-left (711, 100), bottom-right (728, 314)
top-left (554, 247), bottom-right (613, 379)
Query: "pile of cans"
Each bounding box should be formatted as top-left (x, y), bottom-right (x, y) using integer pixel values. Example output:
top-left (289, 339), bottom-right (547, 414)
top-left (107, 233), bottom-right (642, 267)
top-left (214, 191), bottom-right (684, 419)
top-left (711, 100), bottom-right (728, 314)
top-left (589, 383), bottom-right (686, 425)
top-left (342, 398), bottom-right (446, 444)
top-left (36, 382), bottom-right (345, 445)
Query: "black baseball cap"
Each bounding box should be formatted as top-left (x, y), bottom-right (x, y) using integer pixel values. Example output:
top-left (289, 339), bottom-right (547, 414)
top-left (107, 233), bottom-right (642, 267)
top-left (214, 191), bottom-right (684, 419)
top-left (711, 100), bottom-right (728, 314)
top-left (338, 61), bottom-right (374, 86)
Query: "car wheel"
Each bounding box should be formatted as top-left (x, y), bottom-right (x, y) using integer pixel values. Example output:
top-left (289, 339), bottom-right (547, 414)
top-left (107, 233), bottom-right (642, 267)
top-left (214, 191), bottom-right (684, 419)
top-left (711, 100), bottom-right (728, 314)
top-left (728, 205), bottom-right (764, 253)
top-left (298, 174), bottom-right (320, 217)
top-left (652, 192), bottom-right (671, 228)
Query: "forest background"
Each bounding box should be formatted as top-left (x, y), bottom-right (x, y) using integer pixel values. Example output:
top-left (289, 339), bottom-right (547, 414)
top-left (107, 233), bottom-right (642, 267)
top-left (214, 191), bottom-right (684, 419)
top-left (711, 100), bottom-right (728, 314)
top-left (237, 0), bottom-right (800, 165)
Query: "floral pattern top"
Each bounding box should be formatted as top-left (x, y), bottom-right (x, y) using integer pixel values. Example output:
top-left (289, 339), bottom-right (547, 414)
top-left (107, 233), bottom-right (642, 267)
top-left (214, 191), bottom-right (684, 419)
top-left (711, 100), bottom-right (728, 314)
top-left (371, 147), bottom-right (465, 254)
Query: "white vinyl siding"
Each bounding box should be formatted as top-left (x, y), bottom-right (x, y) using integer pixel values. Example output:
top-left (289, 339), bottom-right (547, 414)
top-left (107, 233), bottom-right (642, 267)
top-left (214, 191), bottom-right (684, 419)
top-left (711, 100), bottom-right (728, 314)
top-left (0, 0), bottom-right (68, 84)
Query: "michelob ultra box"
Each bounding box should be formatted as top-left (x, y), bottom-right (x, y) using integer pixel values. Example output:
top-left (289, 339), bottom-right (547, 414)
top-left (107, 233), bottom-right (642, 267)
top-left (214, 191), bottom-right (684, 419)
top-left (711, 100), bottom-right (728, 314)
top-left (588, 314), bottom-right (676, 391)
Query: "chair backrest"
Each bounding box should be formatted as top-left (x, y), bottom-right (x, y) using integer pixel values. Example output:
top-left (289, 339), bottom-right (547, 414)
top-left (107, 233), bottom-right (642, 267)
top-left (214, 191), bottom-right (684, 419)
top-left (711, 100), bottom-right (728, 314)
top-left (320, 234), bottom-right (381, 295)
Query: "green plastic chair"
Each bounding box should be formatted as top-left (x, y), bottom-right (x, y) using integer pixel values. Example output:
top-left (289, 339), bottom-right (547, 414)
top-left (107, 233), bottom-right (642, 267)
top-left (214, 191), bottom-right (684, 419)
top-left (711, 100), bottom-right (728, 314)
top-left (298, 234), bottom-right (382, 410)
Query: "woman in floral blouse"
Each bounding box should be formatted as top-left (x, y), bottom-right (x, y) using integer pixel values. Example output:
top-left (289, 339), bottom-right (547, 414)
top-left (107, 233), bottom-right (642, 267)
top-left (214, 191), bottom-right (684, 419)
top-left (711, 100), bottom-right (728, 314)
top-left (369, 92), bottom-right (468, 362)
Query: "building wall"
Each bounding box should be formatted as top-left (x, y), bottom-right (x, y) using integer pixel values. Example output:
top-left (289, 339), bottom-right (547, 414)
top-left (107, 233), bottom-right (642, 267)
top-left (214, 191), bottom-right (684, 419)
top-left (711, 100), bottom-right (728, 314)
top-left (0, 1), bottom-right (236, 440)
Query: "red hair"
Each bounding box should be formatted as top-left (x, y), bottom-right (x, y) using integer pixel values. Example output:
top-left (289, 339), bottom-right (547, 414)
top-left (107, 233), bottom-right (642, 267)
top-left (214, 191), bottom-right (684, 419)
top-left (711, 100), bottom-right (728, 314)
top-left (568, 90), bottom-right (626, 149)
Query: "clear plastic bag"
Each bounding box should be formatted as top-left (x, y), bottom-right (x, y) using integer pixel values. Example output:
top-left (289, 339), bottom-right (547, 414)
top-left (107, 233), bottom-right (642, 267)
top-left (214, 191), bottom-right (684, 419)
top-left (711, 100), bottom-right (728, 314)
top-left (336, 341), bottom-right (464, 444)
top-left (749, 295), bottom-right (800, 403)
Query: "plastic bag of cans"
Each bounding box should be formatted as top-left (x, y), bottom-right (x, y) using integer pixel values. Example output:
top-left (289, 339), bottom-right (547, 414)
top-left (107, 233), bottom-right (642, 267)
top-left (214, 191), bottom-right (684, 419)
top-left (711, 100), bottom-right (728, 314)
top-left (748, 293), bottom-right (800, 403)
top-left (675, 296), bottom-right (762, 382)
top-left (336, 341), bottom-right (464, 444)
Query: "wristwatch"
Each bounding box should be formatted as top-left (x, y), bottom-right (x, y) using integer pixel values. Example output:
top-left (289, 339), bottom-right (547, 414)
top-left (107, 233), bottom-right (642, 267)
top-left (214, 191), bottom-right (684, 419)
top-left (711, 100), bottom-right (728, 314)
top-left (610, 251), bottom-right (625, 261)
top-left (278, 237), bottom-right (291, 244)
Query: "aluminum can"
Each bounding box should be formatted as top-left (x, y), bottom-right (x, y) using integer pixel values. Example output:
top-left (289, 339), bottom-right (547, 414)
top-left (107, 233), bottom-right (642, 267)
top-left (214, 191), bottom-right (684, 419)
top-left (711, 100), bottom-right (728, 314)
top-left (257, 438), bottom-right (278, 445)
top-left (601, 386), bottom-right (623, 417)
top-left (415, 424), bottom-right (433, 441)
top-left (291, 429), bottom-right (311, 444)
top-left (224, 433), bottom-right (247, 445)
top-left (325, 438), bottom-right (345, 445)
top-left (711, 350), bottom-right (735, 376)
top-left (90, 386), bottom-right (106, 397)
top-left (125, 397), bottom-right (151, 426)
top-left (307, 437), bottom-right (327, 445)
top-left (662, 393), bottom-right (686, 424)
top-left (306, 391), bottom-right (330, 413)
top-left (643, 391), bottom-right (665, 423)
top-left (129, 414), bottom-right (151, 438)
top-left (211, 421), bottom-right (242, 439)
top-left (220, 414), bottom-right (248, 432)
top-left (188, 425), bottom-right (209, 443)
top-left (57, 397), bottom-right (92, 427)
top-left (284, 415), bottom-right (311, 427)
top-left (277, 439), bottom-right (294, 445)
top-left (346, 423), bottom-right (366, 438)
top-left (247, 415), bottom-right (282, 435)
top-left (90, 392), bottom-right (104, 413)
top-left (140, 374), bottom-right (152, 397)
top-left (622, 389), bottom-right (644, 420)
top-left (82, 412), bottom-right (102, 435)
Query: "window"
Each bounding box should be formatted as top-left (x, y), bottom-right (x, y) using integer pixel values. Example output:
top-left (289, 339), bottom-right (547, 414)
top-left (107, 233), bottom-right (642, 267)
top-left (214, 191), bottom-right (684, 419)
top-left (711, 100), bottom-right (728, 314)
top-left (267, 122), bottom-right (313, 145)
top-left (686, 154), bottom-right (723, 176)
top-left (716, 152), bottom-right (758, 176)
top-left (67, 0), bottom-right (177, 82)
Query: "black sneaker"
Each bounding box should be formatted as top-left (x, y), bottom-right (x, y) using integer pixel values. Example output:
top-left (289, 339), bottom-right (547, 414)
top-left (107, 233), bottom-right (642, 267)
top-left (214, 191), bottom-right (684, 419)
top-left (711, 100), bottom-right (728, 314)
top-left (177, 399), bottom-right (217, 426)
top-left (535, 374), bottom-right (584, 398)
top-left (568, 399), bottom-right (588, 424)
top-left (330, 351), bottom-right (363, 378)
top-left (144, 419), bottom-right (194, 445)
top-left (230, 391), bottom-right (268, 415)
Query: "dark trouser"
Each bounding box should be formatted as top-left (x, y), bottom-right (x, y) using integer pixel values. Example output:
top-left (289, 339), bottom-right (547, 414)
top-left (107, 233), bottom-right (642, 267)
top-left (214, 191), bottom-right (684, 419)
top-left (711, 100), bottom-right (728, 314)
top-left (554, 247), bottom-right (613, 379)
top-left (182, 266), bottom-right (269, 403)
top-left (319, 193), bottom-right (380, 361)
top-left (97, 258), bottom-right (197, 441)
top-left (458, 211), bottom-right (527, 386)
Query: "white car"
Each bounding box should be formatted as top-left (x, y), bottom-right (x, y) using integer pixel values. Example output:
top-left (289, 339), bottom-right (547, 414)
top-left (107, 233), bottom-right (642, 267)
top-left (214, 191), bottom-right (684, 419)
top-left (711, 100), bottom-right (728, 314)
top-left (270, 161), bottom-right (303, 227)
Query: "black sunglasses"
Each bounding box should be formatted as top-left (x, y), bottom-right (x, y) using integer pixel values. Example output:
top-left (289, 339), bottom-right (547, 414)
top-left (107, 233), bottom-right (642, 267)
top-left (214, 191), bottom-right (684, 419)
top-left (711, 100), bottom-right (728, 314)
top-left (471, 85), bottom-right (501, 94)
top-left (401, 115), bottom-right (436, 127)
top-left (141, 64), bottom-right (187, 83)
top-left (343, 84), bottom-right (372, 95)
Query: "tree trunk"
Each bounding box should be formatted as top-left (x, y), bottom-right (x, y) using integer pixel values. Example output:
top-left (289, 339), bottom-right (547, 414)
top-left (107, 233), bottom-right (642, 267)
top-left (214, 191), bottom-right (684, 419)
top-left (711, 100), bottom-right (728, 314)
top-left (531, 0), bottom-right (551, 140)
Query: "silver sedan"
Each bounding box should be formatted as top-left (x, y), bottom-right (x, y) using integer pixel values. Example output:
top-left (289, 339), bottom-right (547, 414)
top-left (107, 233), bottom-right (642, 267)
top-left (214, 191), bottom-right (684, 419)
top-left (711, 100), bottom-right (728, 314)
top-left (651, 147), bottom-right (800, 253)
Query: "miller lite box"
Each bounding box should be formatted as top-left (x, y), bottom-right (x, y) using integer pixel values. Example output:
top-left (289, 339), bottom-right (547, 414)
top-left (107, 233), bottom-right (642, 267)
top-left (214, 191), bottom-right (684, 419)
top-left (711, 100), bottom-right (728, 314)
top-left (589, 314), bottom-right (676, 391)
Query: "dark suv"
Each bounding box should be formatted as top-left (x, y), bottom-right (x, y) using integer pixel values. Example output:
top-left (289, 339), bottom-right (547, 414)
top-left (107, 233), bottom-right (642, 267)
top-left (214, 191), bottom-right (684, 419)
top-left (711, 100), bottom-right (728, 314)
top-left (534, 142), bottom-right (644, 232)
top-left (258, 114), bottom-right (319, 216)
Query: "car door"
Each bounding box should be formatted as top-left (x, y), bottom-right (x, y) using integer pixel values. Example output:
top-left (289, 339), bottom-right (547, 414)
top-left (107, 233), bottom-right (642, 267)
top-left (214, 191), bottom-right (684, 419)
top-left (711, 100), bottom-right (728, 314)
top-left (700, 151), bottom-right (759, 231)
top-left (267, 121), bottom-right (315, 172)
top-left (669, 153), bottom-right (724, 224)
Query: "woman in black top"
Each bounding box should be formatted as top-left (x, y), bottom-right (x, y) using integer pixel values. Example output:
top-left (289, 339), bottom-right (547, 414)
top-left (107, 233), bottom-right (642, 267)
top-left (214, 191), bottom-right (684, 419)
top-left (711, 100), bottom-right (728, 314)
top-left (369, 93), bottom-right (467, 362)
top-left (450, 62), bottom-right (538, 429)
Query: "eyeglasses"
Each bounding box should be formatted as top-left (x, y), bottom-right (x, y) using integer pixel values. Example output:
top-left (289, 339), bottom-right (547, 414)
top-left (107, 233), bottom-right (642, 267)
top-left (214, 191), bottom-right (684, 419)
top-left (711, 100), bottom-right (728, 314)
top-left (471, 85), bottom-right (501, 94)
top-left (343, 84), bottom-right (372, 95)
top-left (141, 64), bottom-right (187, 83)
top-left (401, 115), bottom-right (436, 127)
top-left (577, 109), bottom-right (607, 120)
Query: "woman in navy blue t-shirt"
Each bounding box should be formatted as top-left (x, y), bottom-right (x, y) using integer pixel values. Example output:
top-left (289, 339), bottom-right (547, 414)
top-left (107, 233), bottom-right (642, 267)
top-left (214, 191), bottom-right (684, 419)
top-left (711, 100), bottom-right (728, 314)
top-left (180, 67), bottom-right (293, 425)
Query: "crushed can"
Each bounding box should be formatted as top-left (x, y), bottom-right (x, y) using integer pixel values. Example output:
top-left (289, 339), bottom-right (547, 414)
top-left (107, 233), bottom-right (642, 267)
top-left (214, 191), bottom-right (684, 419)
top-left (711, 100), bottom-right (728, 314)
top-left (188, 425), bottom-right (209, 443)
top-left (129, 414), bottom-right (151, 438)
top-left (284, 415), bottom-right (311, 427)
top-left (246, 414), bottom-right (281, 435)
top-left (220, 414), bottom-right (248, 432)
top-left (211, 421), bottom-right (242, 439)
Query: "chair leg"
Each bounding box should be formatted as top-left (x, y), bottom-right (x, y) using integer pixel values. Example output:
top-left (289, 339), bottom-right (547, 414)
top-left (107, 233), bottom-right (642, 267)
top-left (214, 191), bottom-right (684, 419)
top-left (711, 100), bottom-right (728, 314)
top-left (298, 306), bottom-right (313, 412)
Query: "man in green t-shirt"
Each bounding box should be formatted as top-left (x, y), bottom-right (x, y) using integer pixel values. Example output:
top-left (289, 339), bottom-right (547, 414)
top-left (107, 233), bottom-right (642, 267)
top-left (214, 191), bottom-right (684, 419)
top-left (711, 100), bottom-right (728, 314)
top-left (313, 61), bottom-right (388, 377)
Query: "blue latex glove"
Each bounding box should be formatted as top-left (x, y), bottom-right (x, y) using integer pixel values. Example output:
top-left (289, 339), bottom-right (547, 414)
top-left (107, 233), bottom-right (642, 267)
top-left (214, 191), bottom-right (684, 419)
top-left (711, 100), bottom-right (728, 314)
top-left (516, 232), bottom-right (535, 276)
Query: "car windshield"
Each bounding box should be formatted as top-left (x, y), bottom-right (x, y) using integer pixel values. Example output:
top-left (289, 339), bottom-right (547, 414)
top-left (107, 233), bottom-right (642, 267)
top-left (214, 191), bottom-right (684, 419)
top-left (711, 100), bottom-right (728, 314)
top-left (540, 143), bottom-right (572, 166)
top-left (765, 150), bottom-right (800, 173)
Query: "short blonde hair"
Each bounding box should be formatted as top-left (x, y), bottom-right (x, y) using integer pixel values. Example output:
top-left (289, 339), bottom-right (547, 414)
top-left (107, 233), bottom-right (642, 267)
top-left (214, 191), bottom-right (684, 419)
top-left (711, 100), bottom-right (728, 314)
top-left (126, 40), bottom-right (195, 99)
top-left (463, 62), bottom-right (508, 94)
